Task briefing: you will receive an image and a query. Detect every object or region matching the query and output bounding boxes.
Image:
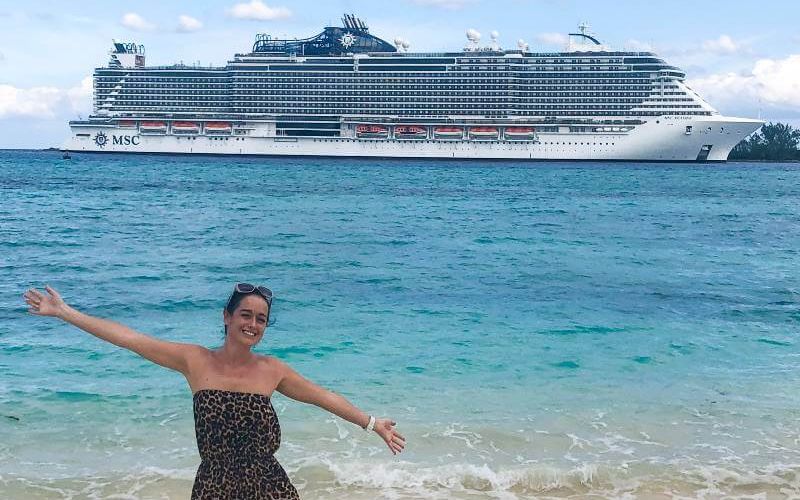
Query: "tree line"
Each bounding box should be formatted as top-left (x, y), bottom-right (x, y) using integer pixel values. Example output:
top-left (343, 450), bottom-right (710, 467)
top-left (729, 122), bottom-right (800, 161)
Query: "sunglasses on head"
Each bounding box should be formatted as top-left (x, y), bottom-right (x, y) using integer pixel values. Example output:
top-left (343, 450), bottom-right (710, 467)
top-left (229, 283), bottom-right (273, 306)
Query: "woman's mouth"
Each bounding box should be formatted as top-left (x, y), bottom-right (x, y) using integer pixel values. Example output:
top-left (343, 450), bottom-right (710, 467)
top-left (242, 330), bottom-right (258, 338)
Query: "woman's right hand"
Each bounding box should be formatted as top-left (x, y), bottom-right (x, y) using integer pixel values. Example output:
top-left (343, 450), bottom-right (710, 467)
top-left (23, 286), bottom-right (67, 318)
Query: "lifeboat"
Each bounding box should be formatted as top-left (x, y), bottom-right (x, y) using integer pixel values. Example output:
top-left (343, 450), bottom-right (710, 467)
top-left (394, 125), bottom-right (427, 140)
top-left (117, 120), bottom-right (137, 128)
top-left (139, 121), bottom-right (167, 134)
top-left (504, 126), bottom-right (536, 140)
top-left (355, 124), bottom-right (389, 139)
top-left (468, 126), bottom-right (499, 140)
top-left (171, 121), bottom-right (200, 135)
top-left (433, 126), bottom-right (463, 140)
top-left (205, 122), bottom-right (232, 135)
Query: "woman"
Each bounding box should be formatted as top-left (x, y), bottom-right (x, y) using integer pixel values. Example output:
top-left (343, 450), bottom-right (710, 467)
top-left (23, 284), bottom-right (405, 499)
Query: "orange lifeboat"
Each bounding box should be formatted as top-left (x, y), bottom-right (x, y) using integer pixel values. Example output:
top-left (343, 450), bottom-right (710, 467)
top-left (394, 125), bottom-right (428, 140)
top-left (504, 126), bottom-right (536, 140)
top-left (172, 121), bottom-right (200, 134)
top-left (355, 124), bottom-right (389, 139)
top-left (468, 126), bottom-right (499, 140)
top-left (117, 120), bottom-right (137, 128)
top-left (433, 126), bottom-right (463, 140)
top-left (205, 122), bottom-right (232, 135)
top-left (139, 121), bottom-right (167, 133)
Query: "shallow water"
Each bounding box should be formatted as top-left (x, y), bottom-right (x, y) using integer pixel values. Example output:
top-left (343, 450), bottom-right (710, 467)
top-left (1, 151), bottom-right (800, 498)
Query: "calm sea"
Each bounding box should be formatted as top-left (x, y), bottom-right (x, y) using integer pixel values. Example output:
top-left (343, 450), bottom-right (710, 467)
top-left (1, 150), bottom-right (799, 499)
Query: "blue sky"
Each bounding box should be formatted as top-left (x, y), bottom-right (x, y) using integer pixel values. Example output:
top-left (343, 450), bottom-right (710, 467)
top-left (1, 0), bottom-right (799, 148)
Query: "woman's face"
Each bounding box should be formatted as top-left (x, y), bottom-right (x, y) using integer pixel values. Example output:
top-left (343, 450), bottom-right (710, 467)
top-left (223, 294), bottom-right (270, 346)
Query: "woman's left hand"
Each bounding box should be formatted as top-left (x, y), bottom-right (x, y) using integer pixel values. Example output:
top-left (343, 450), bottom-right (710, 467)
top-left (374, 418), bottom-right (405, 455)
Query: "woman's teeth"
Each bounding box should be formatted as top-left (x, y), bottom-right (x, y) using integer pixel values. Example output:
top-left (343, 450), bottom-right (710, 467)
top-left (242, 330), bottom-right (257, 337)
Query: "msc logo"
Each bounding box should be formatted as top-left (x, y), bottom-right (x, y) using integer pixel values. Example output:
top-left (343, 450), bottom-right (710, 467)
top-left (113, 135), bottom-right (141, 146)
top-left (93, 132), bottom-right (108, 148)
top-left (93, 132), bottom-right (141, 148)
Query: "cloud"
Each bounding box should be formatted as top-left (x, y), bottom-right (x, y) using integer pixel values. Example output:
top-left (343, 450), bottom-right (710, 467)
top-left (408, 0), bottom-right (477, 9)
top-left (227, 1), bottom-right (291, 21)
top-left (65, 76), bottom-right (93, 114)
top-left (0, 77), bottom-right (92, 119)
top-left (0, 85), bottom-right (63, 118)
top-left (535, 32), bottom-right (568, 47)
top-left (701, 34), bottom-right (741, 55)
top-left (623, 39), bottom-right (654, 52)
top-left (687, 54), bottom-right (800, 115)
top-left (0, 51), bottom-right (5, 63)
top-left (121, 12), bottom-right (155, 31)
top-left (177, 14), bottom-right (203, 32)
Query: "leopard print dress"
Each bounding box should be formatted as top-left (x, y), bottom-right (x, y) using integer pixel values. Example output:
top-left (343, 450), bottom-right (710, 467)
top-left (192, 389), bottom-right (300, 500)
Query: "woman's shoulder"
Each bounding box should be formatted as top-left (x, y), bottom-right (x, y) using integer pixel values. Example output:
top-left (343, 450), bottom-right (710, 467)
top-left (255, 354), bottom-right (291, 372)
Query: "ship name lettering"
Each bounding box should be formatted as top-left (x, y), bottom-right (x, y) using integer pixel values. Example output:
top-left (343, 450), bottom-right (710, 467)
top-left (112, 135), bottom-right (140, 146)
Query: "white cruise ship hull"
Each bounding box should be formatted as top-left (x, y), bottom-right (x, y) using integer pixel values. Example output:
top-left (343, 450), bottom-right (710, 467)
top-left (64, 115), bottom-right (761, 162)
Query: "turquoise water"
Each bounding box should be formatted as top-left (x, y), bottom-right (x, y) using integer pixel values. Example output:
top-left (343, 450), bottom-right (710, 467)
top-left (1, 150), bottom-right (800, 499)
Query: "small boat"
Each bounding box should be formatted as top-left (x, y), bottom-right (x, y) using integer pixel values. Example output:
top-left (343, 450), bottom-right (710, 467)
top-left (140, 121), bottom-right (167, 133)
top-left (62, 152), bottom-right (71, 160)
top-left (117, 120), bottom-right (137, 128)
top-left (433, 126), bottom-right (463, 140)
top-left (394, 125), bottom-right (427, 140)
top-left (355, 124), bottom-right (390, 139)
top-left (469, 126), bottom-right (499, 140)
top-left (504, 126), bottom-right (536, 140)
top-left (205, 121), bottom-right (232, 135)
top-left (172, 121), bottom-right (200, 134)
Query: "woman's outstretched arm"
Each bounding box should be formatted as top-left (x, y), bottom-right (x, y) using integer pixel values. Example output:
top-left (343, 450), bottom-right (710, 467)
top-left (23, 285), bottom-right (201, 375)
top-left (275, 360), bottom-right (406, 455)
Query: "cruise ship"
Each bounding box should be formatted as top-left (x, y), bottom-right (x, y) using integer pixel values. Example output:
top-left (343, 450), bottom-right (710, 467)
top-left (64, 15), bottom-right (762, 161)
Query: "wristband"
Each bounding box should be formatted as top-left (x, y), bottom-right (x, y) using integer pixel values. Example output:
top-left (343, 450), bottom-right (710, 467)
top-left (365, 415), bottom-right (376, 432)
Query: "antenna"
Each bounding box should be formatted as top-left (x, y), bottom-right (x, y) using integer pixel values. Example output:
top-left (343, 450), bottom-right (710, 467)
top-left (578, 21), bottom-right (590, 35)
top-left (465, 28), bottom-right (481, 51)
top-left (490, 30), bottom-right (500, 51)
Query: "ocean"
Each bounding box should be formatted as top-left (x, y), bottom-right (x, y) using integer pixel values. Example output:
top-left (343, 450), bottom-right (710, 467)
top-left (1, 150), bottom-right (799, 499)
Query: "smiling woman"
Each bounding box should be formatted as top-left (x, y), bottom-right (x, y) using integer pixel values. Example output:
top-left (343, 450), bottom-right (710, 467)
top-left (22, 283), bottom-right (405, 500)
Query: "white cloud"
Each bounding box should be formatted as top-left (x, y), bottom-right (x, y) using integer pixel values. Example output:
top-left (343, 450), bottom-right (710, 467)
top-left (0, 77), bottom-right (92, 119)
top-left (227, 1), bottom-right (291, 21)
top-left (0, 85), bottom-right (63, 118)
top-left (702, 34), bottom-right (741, 55)
top-left (177, 15), bottom-right (203, 32)
top-left (535, 32), bottom-right (568, 47)
top-left (121, 12), bottom-right (155, 32)
top-left (688, 54), bottom-right (800, 115)
top-left (65, 76), bottom-right (93, 114)
top-left (624, 39), bottom-right (654, 52)
top-left (409, 0), bottom-right (476, 9)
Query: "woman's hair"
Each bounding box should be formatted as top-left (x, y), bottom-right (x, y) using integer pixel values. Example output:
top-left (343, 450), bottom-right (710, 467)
top-left (224, 292), bottom-right (273, 335)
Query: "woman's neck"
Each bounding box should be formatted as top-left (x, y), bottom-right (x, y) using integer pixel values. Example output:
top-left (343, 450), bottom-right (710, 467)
top-left (216, 339), bottom-right (256, 365)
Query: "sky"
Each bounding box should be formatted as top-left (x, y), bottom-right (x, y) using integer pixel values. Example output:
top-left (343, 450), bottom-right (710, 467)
top-left (1, 0), bottom-right (799, 148)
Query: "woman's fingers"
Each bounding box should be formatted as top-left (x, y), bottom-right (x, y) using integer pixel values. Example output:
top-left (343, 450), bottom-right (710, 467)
top-left (45, 285), bottom-right (61, 300)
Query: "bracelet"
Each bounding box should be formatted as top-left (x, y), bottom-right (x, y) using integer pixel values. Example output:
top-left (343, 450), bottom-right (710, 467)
top-left (365, 415), bottom-right (376, 432)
